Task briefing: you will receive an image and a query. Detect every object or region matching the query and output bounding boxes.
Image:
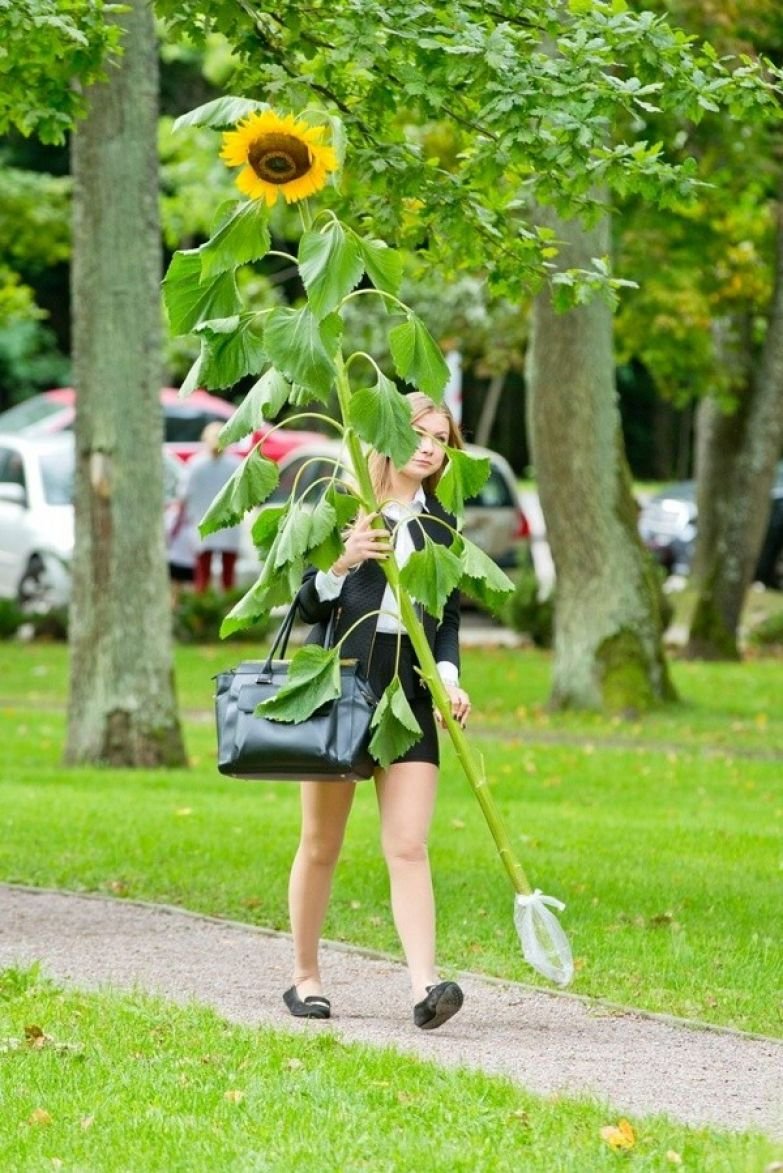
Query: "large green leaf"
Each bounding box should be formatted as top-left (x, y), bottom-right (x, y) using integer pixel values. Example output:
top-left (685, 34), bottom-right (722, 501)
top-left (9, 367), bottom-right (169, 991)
top-left (274, 497), bottom-right (338, 568)
top-left (369, 676), bottom-right (423, 769)
top-left (264, 307), bottom-right (341, 400)
top-left (435, 447), bottom-right (492, 516)
top-left (399, 537), bottom-right (463, 619)
top-left (199, 449), bottom-right (279, 537)
top-left (173, 96), bottom-right (269, 132)
top-left (250, 504), bottom-right (287, 553)
top-left (299, 223), bottom-right (364, 320)
top-left (388, 314), bottom-right (449, 400)
top-left (306, 485), bottom-right (361, 571)
top-left (220, 557), bottom-right (302, 637)
top-left (196, 314), bottom-right (267, 391)
top-left (456, 535), bottom-right (515, 612)
top-left (200, 201), bottom-right (272, 281)
top-left (348, 372), bottom-right (418, 466)
top-left (163, 251), bottom-right (241, 336)
top-left (326, 484), bottom-right (361, 528)
top-left (359, 238), bottom-right (403, 297)
top-left (251, 504), bottom-right (288, 554)
top-left (256, 645), bottom-right (341, 722)
top-left (219, 368), bottom-right (291, 447)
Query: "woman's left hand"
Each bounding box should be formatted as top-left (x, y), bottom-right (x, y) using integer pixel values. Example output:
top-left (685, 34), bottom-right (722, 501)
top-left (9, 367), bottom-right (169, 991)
top-left (437, 684), bottom-right (471, 729)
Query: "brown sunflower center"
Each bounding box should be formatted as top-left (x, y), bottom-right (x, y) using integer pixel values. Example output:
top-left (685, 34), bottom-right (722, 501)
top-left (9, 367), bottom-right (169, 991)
top-left (247, 133), bottom-right (312, 184)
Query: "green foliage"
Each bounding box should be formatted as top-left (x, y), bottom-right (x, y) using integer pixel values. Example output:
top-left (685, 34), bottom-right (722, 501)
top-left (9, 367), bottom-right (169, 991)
top-left (388, 314), bottom-right (450, 400)
top-left (198, 449), bottom-right (279, 537)
top-left (504, 569), bottom-right (555, 648)
top-left (273, 496), bottom-right (338, 568)
top-left (192, 312), bottom-right (267, 390)
top-left (220, 558), bottom-right (303, 636)
top-left (173, 587), bottom-right (271, 644)
top-left (0, 599), bottom-right (23, 640)
top-left (348, 371), bottom-right (417, 466)
top-left (256, 644), bottom-right (341, 720)
top-left (368, 675), bottom-right (422, 768)
top-left (399, 538), bottom-right (464, 620)
top-left (156, 0), bottom-right (781, 300)
top-left (747, 608), bottom-right (783, 650)
top-left (218, 368), bottom-right (290, 446)
top-left (359, 237), bottom-right (404, 296)
top-left (436, 448), bottom-right (491, 515)
top-left (199, 199), bottom-right (271, 280)
top-left (0, 0), bottom-right (123, 143)
top-left (298, 221), bottom-right (365, 320)
top-left (456, 536), bottom-right (516, 614)
top-left (263, 307), bottom-right (340, 400)
top-left (172, 94), bottom-right (269, 131)
top-left (162, 250), bottom-right (240, 336)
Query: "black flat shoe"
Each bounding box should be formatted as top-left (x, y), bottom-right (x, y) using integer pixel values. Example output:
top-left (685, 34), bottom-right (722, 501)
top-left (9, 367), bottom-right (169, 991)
top-left (283, 985), bottom-right (331, 1020)
top-left (413, 981), bottom-right (464, 1030)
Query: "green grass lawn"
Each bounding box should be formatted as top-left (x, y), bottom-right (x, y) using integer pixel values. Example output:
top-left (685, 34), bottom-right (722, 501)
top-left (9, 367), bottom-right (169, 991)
top-left (0, 642), bottom-right (781, 1037)
top-left (0, 967), bottom-right (777, 1173)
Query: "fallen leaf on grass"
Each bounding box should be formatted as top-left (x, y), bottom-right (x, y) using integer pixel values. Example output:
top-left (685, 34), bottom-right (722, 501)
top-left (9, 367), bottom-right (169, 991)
top-left (666, 1152), bottom-right (683, 1165)
top-left (24, 1024), bottom-right (47, 1047)
top-left (599, 1119), bottom-right (635, 1150)
top-left (283, 1058), bottom-right (303, 1071)
top-left (28, 1108), bottom-right (52, 1126)
top-left (223, 1089), bottom-right (245, 1103)
top-left (81, 1116), bottom-right (95, 1130)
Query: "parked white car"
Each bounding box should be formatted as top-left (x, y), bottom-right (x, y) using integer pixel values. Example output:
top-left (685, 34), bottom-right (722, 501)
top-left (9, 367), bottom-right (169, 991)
top-left (0, 432), bottom-right (182, 610)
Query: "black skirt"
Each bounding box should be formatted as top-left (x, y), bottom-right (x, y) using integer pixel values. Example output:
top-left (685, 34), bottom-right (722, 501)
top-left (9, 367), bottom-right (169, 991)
top-left (366, 632), bottom-right (439, 767)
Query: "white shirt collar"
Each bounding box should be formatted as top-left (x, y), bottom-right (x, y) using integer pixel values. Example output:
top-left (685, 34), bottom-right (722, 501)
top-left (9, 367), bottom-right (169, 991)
top-left (383, 486), bottom-right (426, 520)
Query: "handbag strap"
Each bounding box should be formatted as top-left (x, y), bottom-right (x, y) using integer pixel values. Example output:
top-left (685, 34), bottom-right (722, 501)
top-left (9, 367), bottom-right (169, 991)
top-left (259, 592), bottom-right (338, 678)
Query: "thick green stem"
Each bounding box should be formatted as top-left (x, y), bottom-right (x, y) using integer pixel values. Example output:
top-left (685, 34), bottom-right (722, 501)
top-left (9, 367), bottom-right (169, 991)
top-left (333, 355), bottom-right (531, 895)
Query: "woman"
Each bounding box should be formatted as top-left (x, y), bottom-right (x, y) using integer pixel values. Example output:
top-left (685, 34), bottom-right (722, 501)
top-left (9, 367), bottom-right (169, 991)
top-left (283, 392), bottom-right (471, 1030)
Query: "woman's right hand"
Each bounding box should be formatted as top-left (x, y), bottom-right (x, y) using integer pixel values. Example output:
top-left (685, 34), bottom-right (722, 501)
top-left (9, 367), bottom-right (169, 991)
top-left (333, 512), bottom-right (392, 576)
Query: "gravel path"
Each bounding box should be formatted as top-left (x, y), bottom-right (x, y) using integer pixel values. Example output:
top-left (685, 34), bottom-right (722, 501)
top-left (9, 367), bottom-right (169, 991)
top-left (2, 884), bottom-right (781, 1138)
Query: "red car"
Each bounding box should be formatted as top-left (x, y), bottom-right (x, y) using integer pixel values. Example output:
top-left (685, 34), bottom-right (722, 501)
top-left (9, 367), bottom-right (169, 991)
top-left (0, 388), bottom-right (322, 464)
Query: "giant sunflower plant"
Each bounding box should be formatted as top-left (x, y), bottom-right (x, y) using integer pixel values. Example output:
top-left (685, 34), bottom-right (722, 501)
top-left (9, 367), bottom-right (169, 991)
top-left (163, 97), bottom-right (573, 987)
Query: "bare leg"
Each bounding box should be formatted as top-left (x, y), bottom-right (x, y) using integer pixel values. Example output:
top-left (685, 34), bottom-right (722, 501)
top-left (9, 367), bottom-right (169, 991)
top-left (288, 780), bottom-right (355, 999)
top-left (376, 761), bottom-right (440, 1003)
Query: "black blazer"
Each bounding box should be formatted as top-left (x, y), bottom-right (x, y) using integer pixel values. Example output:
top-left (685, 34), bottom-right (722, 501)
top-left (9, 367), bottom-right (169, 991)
top-left (297, 494), bottom-right (460, 677)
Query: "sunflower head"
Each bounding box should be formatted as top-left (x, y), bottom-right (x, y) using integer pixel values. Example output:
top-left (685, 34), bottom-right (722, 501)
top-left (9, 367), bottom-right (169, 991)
top-left (220, 110), bottom-right (338, 207)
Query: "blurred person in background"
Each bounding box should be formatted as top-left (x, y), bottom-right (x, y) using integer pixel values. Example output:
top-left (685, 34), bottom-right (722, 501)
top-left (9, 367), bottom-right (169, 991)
top-left (174, 422), bottom-right (241, 593)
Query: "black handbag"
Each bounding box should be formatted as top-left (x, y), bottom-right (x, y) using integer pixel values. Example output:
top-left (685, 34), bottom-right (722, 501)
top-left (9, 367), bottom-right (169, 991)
top-left (214, 596), bottom-right (379, 782)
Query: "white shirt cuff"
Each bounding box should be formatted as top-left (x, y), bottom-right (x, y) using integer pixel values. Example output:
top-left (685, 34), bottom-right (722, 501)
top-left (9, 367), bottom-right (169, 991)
top-left (314, 568), bottom-right (346, 601)
top-left (437, 660), bottom-right (459, 686)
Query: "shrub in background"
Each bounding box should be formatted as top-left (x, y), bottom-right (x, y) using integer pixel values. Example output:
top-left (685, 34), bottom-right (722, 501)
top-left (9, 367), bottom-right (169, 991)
top-left (173, 588), bottom-right (272, 644)
top-left (0, 598), bottom-right (24, 639)
top-left (747, 608), bottom-right (783, 652)
top-left (503, 568), bottom-right (554, 648)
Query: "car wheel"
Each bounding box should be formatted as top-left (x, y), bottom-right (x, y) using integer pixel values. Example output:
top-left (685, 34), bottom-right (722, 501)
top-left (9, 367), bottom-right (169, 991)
top-left (17, 555), bottom-right (58, 613)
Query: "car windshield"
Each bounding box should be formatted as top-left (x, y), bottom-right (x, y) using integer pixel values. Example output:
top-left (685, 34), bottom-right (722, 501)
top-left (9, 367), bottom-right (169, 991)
top-left (465, 466), bottom-right (514, 509)
top-left (0, 398), bottom-right (65, 433)
top-left (40, 447), bottom-right (75, 505)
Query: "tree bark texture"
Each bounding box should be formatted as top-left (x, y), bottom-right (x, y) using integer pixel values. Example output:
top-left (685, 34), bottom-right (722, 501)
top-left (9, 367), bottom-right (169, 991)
top-left (66, 0), bottom-right (186, 765)
top-left (526, 208), bottom-right (676, 711)
top-left (687, 202), bottom-right (783, 660)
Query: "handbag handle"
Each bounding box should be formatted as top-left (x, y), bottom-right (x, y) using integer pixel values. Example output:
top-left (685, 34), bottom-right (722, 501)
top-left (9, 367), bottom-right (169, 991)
top-left (258, 592), bottom-right (338, 679)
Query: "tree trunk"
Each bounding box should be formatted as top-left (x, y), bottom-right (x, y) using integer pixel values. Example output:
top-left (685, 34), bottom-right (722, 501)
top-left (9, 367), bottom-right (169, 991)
top-left (687, 204), bottom-right (783, 660)
top-left (474, 372), bottom-right (506, 448)
top-left (526, 208), bottom-right (676, 712)
top-left (66, 0), bottom-right (186, 765)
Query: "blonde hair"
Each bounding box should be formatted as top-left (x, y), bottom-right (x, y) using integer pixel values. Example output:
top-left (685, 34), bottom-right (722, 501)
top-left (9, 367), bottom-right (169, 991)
top-left (368, 391), bottom-right (463, 501)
